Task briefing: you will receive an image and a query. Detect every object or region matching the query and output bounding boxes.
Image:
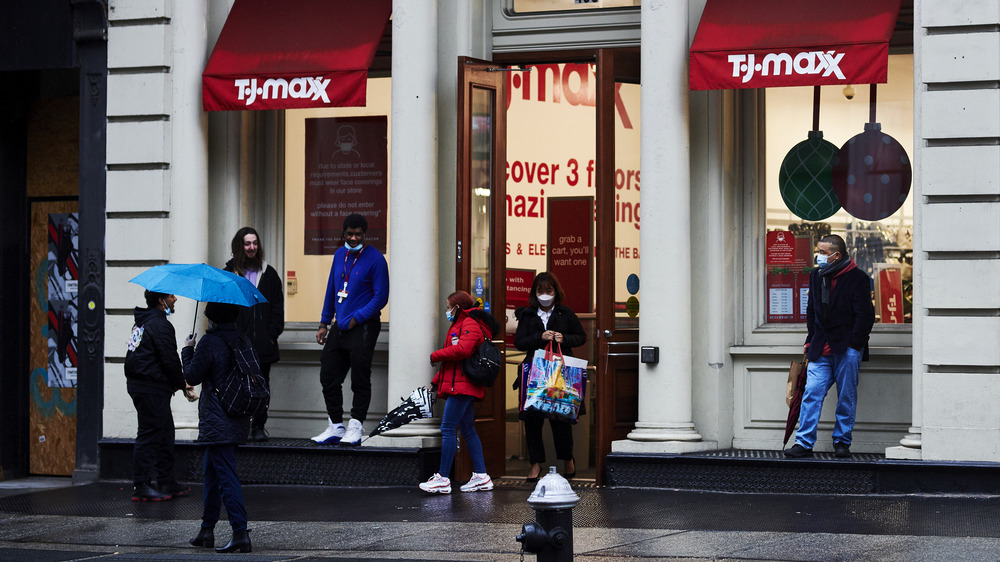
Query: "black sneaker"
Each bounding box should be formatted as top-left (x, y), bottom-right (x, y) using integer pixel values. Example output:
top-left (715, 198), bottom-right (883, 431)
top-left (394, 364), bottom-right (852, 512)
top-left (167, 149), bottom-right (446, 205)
top-left (834, 442), bottom-right (851, 458)
top-left (131, 482), bottom-right (171, 502)
top-left (250, 427), bottom-right (269, 442)
top-left (783, 444), bottom-right (813, 458)
top-left (159, 480), bottom-right (191, 497)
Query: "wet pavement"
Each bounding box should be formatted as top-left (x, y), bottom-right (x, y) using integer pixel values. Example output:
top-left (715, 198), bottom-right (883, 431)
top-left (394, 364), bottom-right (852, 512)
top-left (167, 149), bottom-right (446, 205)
top-left (1, 478), bottom-right (1000, 560)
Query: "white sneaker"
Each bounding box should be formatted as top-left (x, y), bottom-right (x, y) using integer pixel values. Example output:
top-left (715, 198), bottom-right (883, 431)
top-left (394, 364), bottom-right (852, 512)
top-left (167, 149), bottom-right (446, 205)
top-left (311, 419), bottom-right (345, 444)
top-left (340, 418), bottom-right (364, 446)
top-left (418, 473), bottom-right (452, 494)
top-left (460, 473), bottom-right (494, 492)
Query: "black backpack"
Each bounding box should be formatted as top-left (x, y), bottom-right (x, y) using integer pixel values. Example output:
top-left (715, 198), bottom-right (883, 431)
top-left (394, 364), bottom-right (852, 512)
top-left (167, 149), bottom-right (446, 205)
top-left (213, 335), bottom-right (270, 418)
top-left (461, 324), bottom-right (503, 387)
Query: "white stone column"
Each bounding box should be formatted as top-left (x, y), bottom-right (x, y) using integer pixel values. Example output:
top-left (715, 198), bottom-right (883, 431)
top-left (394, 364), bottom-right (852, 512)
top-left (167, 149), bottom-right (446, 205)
top-left (168, 1), bottom-right (211, 437)
top-left (368, 0), bottom-right (441, 447)
top-left (614, 0), bottom-right (713, 453)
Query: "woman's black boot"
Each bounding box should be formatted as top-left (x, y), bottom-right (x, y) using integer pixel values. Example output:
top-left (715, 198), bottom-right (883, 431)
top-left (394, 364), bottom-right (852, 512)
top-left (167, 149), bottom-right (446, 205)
top-left (189, 527), bottom-right (214, 548)
top-left (216, 529), bottom-right (252, 553)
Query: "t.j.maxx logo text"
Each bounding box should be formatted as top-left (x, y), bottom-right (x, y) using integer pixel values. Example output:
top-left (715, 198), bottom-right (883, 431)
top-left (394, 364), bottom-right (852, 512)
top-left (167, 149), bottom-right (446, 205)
top-left (728, 50), bottom-right (846, 84)
top-left (506, 63), bottom-right (634, 129)
top-left (234, 77), bottom-right (331, 106)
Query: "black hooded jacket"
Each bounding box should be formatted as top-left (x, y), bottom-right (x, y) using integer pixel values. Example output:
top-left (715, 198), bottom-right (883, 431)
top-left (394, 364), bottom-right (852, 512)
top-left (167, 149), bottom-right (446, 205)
top-left (182, 323), bottom-right (251, 445)
top-left (124, 307), bottom-right (186, 396)
top-left (224, 259), bottom-right (284, 363)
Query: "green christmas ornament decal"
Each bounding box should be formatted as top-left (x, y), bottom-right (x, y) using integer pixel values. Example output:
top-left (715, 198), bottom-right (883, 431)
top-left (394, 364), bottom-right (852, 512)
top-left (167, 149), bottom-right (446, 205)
top-left (779, 130), bottom-right (841, 221)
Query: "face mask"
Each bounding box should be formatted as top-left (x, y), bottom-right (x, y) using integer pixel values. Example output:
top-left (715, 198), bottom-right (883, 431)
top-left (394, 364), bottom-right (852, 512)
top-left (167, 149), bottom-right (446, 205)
top-left (345, 241), bottom-right (363, 252)
top-left (816, 254), bottom-right (831, 268)
top-left (340, 142), bottom-right (353, 153)
top-left (162, 303), bottom-right (173, 316)
top-left (536, 294), bottom-right (555, 307)
top-left (446, 307), bottom-right (457, 322)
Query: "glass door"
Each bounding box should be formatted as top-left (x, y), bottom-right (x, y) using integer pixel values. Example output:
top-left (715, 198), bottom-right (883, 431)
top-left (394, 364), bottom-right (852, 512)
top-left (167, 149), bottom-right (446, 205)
top-left (456, 57), bottom-right (507, 478)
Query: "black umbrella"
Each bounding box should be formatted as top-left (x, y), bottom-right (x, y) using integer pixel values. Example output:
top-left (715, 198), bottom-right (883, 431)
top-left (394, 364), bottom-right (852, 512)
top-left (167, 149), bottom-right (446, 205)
top-left (366, 386), bottom-right (436, 442)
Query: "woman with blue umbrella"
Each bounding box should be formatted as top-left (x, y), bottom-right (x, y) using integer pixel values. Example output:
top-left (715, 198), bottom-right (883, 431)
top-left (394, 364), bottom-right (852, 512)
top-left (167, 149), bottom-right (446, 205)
top-left (130, 263), bottom-right (266, 553)
top-left (182, 302), bottom-right (255, 554)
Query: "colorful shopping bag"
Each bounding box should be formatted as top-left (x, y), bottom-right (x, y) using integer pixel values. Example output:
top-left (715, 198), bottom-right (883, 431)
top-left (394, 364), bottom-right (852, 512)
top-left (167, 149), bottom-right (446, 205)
top-left (522, 342), bottom-right (588, 423)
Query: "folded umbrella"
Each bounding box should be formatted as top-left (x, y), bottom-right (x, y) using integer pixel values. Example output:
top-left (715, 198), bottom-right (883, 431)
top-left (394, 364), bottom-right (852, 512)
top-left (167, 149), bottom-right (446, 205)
top-left (366, 386), bottom-right (436, 442)
top-left (130, 263), bottom-right (268, 334)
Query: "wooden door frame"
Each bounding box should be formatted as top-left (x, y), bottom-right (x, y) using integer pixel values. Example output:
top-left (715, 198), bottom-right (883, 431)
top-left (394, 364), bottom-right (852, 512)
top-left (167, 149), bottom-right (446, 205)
top-left (455, 56), bottom-right (508, 478)
top-left (494, 48), bottom-right (640, 484)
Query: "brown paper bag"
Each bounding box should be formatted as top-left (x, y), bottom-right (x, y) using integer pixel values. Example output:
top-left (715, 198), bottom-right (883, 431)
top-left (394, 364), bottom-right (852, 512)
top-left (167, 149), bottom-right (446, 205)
top-left (786, 356), bottom-right (808, 407)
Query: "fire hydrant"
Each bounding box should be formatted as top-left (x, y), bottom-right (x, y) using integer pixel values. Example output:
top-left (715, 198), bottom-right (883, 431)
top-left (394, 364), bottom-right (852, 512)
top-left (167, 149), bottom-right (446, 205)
top-left (515, 466), bottom-right (580, 562)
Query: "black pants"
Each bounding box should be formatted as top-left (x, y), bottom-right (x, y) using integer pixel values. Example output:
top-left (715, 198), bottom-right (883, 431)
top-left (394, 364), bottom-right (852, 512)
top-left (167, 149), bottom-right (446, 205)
top-left (319, 317), bottom-right (381, 423)
top-left (201, 445), bottom-right (247, 531)
top-left (129, 391), bottom-right (175, 485)
top-left (250, 362), bottom-right (273, 430)
top-left (524, 415), bottom-right (574, 465)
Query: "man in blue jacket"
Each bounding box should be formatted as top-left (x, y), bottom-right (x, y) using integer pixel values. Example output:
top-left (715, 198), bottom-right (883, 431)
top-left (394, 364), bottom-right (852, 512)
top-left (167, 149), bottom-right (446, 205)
top-left (785, 235), bottom-right (876, 459)
top-left (312, 214), bottom-right (389, 446)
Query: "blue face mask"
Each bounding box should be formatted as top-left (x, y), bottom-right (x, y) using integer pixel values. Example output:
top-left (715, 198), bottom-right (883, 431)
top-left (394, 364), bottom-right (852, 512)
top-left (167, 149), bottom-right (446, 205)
top-left (816, 253), bottom-right (832, 268)
top-left (446, 307), bottom-right (457, 322)
top-left (345, 241), bottom-right (363, 252)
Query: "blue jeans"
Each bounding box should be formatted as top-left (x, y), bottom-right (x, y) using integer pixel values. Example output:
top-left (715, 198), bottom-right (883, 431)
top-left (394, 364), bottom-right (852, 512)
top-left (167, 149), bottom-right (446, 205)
top-left (439, 395), bottom-right (486, 476)
top-left (201, 445), bottom-right (248, 531)
top-left (795, 347), bottom-right (862, 449)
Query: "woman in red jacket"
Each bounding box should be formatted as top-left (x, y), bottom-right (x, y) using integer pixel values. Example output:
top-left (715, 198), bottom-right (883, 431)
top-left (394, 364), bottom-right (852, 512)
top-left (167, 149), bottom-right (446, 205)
top-left (419, 291), bottom-right (500, 494)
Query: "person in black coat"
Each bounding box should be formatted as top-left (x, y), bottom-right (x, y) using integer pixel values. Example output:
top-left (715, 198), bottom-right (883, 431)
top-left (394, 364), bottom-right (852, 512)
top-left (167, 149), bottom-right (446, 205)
top-left (124, 290), bottom-right (196, 501)
top-left (224, 226), bottom-right (284, 442)
top-left (182, 302), bottom-right (253, 554)
top-left (513, 272), bottom-right (587, 481)
top-left (784, 234), bottom-right (875, 460)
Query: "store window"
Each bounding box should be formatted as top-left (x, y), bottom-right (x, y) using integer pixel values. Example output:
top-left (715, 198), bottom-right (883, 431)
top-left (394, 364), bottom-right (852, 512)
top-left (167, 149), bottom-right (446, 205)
top-left (763, 54), bottom-right (913, 326)
top-left (283, 78), bottom-right (392, 323)
top-left (513, 0), bottom-right (639, 13)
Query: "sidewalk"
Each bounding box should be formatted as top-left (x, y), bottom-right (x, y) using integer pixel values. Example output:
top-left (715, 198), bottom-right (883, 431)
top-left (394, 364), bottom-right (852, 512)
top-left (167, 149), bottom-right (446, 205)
top-left (1, 478), bottom-right (999, 560)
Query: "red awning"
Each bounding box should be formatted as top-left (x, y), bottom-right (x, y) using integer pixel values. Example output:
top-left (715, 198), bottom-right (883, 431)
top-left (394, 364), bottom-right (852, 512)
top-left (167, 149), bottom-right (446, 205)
top-left (203, 0), bottom-right (391, 111)
top-left (689, 0), bottom-right (901, 91)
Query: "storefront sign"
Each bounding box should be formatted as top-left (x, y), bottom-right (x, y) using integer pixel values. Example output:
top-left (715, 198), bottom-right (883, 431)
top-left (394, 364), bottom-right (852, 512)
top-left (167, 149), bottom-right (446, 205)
top-left (303, 116), bottom-right (388, 255)
top-left (505, 268), bottom-right (536, 345)
top-left (877, 267), bottom-right (904, 323)
top-left (766, 231), bottom-right (796, 265)
top-left (766, 267), bottom-right (795, 323)
top-left (547, 197), bottom-right (593, 315)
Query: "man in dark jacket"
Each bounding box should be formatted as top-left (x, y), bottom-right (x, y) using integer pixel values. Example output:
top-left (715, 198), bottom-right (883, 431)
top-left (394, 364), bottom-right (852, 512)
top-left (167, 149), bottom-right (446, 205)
top-left (225, 227), bottom-right (284, 442)
top-left (785, 235), bottom-right (876, 459)
top-left (124, 290), bottom-right (195, 501)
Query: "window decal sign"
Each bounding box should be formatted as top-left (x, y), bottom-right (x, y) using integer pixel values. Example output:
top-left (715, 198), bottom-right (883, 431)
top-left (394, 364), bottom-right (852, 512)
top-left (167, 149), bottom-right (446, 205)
top-left (303, 116), bottom-right (388, 255)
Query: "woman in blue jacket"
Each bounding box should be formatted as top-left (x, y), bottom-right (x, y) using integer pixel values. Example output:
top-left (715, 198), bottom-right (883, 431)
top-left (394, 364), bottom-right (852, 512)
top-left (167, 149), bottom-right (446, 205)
top-left (182, 302), bottom-right (253, 553)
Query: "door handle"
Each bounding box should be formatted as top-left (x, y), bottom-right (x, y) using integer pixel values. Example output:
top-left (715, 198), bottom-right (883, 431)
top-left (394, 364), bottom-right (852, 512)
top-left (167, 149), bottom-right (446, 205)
top-left (603, 329), bottom-right (613, 339)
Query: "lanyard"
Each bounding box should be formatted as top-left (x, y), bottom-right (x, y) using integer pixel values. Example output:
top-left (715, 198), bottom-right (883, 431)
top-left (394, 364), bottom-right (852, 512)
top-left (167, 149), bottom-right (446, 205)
top-left (341, 246), bottom-right (364, 285)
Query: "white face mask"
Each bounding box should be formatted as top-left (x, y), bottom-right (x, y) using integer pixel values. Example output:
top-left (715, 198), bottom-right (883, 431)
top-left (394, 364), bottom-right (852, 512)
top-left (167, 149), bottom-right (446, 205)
top-left (536, 294), bottom-right (555, 307)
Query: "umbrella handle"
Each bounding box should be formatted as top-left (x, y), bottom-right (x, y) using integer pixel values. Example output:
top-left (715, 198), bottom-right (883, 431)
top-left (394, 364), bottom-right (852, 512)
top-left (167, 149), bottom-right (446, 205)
top-left (190, 301), bottom-right (200, 337)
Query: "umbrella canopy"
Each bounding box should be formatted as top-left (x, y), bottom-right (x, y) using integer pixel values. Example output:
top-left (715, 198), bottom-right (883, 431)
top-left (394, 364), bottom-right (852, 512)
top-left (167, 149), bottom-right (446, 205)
top-left (367, 386), bottom-right (436, 440)
top-left (130, 263), bottom-right (267, 307)
top-left (783, 358), bottom-right (809, 447)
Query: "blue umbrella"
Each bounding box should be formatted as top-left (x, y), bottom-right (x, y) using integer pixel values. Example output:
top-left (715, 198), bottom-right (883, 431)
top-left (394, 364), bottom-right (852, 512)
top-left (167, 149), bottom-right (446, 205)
top-left (130, 263), bottom-right (268, 334)
top-left (130, 263), bottom-right (267, 306)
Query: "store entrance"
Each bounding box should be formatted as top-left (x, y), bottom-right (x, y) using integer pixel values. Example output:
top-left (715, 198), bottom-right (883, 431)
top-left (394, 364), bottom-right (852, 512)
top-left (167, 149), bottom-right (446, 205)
top-left (455, 49), bottom-right (639, 484)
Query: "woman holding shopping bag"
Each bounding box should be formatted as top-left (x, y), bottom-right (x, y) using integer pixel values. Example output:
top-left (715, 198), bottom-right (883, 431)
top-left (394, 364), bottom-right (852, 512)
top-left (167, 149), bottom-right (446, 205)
top-left (514, 272), bottom-right (587, 481)
top-left (419, 291), bottom-right (501, 494)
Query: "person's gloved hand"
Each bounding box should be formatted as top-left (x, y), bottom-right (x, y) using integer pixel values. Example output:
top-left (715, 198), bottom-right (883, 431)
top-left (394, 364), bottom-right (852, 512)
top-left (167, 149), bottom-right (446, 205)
top-left (184, 333), bottom-right (197, 347)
